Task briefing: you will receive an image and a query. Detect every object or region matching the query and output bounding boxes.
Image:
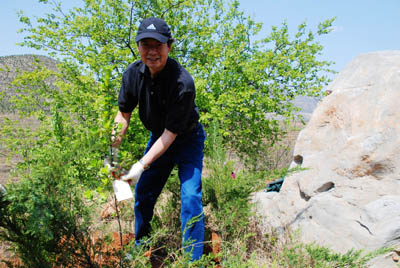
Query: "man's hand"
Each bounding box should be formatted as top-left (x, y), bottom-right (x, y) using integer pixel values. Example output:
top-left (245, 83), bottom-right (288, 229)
top-left (120, 161), bottom-right (144, 185)
top-left (111, 111), bottom-right (131, 147)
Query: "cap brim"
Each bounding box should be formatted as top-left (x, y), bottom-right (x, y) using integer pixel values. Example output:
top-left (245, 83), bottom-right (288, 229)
top-left (135, 32), bottom-right (169, 43)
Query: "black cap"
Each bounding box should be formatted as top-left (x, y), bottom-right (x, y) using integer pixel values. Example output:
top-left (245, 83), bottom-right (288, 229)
top-left (135, 17), bottom-right (172, 43)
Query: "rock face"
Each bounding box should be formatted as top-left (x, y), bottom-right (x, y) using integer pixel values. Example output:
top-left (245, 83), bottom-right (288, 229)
top-left (253, 51), bottom-right (400, 267)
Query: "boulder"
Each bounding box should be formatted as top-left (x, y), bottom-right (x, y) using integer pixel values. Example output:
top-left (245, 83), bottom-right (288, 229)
top-left (253, 51), bottom-right (400, 267)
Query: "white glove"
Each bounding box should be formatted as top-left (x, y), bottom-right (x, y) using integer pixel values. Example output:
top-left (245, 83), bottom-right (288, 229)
top-left (120, 161), bottom-right (144, 185)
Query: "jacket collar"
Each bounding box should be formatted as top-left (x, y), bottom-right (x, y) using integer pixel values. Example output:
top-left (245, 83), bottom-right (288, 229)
top-left (139, 57), bottom-right (172, 80)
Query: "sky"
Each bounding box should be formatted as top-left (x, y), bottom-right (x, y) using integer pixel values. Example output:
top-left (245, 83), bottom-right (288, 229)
top-left (1, 0), bottom-right (399, 76)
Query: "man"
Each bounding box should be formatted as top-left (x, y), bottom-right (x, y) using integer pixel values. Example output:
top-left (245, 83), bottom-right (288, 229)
top-left (111, 17), bottom-right (205, 261)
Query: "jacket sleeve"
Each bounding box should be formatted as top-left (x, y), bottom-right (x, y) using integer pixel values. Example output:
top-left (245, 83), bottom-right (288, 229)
top-left (118, 67), bottom-right (138, 113)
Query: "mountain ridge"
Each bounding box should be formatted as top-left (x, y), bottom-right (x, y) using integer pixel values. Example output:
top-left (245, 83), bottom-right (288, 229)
top-left (0, 54), bottom-right (58, 112)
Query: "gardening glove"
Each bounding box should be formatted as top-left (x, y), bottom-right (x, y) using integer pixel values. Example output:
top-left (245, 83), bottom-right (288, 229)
top-left (120, 161), bottom-right (144, 185)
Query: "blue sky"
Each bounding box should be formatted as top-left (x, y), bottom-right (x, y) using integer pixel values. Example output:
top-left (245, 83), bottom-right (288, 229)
top-left (1, 0), bottom-right (399, 74)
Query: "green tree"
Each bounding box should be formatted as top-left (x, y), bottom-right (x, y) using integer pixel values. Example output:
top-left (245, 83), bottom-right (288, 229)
top-left (0, 0), bottom-right (335, 265)
top-left (16, 0), bottom-right (334, 166)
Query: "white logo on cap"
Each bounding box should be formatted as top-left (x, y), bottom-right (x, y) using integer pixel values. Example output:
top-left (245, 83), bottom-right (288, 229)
top-left (147, 24), bottom-right (156, 30)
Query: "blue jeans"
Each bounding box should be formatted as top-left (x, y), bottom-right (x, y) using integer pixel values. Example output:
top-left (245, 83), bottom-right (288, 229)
top-left (134, 123), bottom-right (206, 261)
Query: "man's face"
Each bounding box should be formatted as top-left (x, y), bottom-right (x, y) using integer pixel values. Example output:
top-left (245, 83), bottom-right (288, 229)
top-left (138, 38), bottom-right (171, 76)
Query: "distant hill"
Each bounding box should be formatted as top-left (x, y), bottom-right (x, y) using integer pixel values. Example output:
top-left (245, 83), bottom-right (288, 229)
top-left (293, 95), bottom-right (319, 121)
top-left (0, 54), bottom-right (58, 112)
top-left (0, 55), bottom-right (58, 184)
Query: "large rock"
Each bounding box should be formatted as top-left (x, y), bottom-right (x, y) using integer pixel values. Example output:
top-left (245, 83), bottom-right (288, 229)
top-left (253, 51), bottom-right (400, 267)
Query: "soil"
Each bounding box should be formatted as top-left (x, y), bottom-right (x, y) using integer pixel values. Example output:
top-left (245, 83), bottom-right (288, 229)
top-left (0, 230), bottom-right (221, 268)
